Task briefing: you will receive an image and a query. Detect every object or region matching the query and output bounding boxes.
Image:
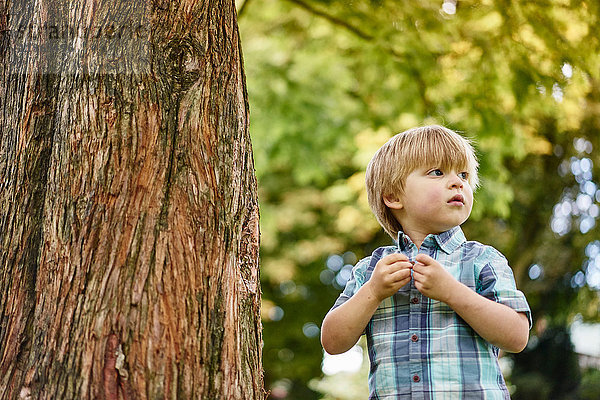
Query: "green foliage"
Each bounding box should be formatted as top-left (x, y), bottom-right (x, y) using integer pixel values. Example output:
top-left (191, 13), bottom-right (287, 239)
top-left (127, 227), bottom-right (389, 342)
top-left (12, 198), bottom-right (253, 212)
top-left (239, 0), bottom-right (600, 397)
top-left (579, 368), bottom-right (600, 400)
top-left (511, 326), bottom-right (581, 399)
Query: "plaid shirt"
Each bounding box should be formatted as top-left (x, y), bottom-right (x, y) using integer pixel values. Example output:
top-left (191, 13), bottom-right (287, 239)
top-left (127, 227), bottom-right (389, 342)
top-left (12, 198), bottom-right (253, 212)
top-left (332, 226), bottom-right (532, 399)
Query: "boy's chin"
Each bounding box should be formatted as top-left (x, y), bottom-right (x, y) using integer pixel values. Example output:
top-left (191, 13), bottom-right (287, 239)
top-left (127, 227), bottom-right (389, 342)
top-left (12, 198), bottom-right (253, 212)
top-left (435, 219), bottom-right (468, 233)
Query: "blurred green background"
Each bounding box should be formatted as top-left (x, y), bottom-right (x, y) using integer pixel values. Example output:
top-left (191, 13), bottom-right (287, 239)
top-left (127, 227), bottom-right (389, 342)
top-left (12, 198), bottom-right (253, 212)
top-left (236, 1), bottom-right (600, 399)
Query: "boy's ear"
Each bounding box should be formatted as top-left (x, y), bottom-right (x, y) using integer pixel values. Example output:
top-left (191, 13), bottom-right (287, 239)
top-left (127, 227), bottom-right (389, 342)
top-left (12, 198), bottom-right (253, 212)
top-left (383, 194), bottom-right (403, 210)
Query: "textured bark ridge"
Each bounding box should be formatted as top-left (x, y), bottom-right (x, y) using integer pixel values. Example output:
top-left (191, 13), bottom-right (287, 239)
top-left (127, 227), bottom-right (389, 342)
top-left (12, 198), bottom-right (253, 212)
top-left (0, 1), bottom-right (263, 399)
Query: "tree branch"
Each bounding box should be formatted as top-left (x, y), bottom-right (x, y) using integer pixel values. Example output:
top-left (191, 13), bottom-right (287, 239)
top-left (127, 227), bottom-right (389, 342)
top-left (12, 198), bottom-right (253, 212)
top-left (284, 0), bottom-right (417, 61)
top-left (285, 0), bottom-right (435, 115)
top-left (237, 0), bottom-right (252, 19)
top-left (286, 0), bottom-right (374, 41)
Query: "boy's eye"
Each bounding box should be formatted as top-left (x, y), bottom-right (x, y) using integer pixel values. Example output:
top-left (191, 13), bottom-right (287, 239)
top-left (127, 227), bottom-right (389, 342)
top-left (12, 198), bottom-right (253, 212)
top-left (427, 169), bottom-right (444, 176)
top-left (458, 172), bottom-right (469, 180)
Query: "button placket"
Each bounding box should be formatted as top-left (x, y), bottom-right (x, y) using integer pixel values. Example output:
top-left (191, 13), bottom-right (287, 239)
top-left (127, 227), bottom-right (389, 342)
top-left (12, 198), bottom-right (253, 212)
top-left (409, 245), bottom-right (433, 393)
top-left (398, 235), bottom-right (425, 393)
top-left (408, 278), bottom-right (423, 392)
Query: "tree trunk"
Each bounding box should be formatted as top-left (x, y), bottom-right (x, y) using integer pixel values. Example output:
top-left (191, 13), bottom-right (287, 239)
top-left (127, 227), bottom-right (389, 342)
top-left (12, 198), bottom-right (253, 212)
top-left (0, 1), bottom-right (263, 399)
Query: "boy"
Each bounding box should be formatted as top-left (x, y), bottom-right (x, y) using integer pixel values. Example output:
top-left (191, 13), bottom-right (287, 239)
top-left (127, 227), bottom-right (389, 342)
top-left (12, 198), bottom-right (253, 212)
top-left (321, 125), bottom-right (531, 399)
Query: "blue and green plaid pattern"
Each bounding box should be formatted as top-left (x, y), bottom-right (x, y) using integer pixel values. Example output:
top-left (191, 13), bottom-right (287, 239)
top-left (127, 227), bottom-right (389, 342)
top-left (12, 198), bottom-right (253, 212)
top-left (332, 226), bottom-right (532, 399)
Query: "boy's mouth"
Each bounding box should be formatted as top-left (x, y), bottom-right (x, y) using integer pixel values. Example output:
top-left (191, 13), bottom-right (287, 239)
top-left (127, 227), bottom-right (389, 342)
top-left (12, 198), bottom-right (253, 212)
top-left (448, 194), bottom-right (465, 205)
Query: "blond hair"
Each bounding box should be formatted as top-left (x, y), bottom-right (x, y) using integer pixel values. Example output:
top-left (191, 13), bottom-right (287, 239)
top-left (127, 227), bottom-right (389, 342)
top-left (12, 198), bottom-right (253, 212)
top-left (365, 125), bottom-right (479, 239)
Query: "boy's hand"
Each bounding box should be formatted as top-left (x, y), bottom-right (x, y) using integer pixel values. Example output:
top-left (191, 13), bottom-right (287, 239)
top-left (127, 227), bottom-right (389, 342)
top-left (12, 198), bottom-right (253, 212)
top-left (366, 253), bottom-right (413, 302)
top-left (412, 254), bottom-right (459, 303)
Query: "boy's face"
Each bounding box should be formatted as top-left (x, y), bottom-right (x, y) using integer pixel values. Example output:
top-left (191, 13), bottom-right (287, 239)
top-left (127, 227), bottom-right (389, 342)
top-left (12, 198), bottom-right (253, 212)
top-left (386, 165), bottom-right (473, 236)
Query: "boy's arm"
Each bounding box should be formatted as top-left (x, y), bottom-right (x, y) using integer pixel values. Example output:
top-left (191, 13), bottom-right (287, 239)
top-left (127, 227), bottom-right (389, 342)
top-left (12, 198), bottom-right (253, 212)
top-left (447, 285), bottom-right (529, 353)
top-left (320, 283), bottom-right (382, 355)
top-left (321, 253), bottom-right (412, 355)
top-left (412, 254), bottom-right (529, 353)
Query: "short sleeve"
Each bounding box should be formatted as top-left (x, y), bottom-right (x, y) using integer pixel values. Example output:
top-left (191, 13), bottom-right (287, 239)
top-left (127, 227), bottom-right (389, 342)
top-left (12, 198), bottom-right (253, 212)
top-left (477, 248), bottom-right (533, 328)
top-left (330, 256), bottom-right (371, 311)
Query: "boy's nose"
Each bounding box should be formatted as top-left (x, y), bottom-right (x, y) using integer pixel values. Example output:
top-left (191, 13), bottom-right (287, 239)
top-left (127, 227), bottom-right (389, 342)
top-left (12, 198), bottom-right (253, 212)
top-left (448, 174), bottom-right (464, 188)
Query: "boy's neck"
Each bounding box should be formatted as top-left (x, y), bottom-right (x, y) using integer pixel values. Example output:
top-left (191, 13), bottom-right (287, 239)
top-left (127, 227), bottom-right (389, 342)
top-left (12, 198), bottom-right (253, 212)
top-left (402, 228), bottom-right (430, 249)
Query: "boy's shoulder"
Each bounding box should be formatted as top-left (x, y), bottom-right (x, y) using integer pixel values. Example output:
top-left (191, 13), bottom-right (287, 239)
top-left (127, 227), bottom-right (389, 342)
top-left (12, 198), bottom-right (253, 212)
top-left (459, 240), bottom-right (515, 281)
top-left (461, 239), bottom-right (508, 262)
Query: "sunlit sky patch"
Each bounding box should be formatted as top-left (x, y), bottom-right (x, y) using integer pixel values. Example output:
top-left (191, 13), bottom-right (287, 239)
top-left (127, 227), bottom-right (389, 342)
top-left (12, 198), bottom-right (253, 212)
top-left (441, 0), bottom-right (457, 16)
top-left (322, 345), bottom-right (364, 375)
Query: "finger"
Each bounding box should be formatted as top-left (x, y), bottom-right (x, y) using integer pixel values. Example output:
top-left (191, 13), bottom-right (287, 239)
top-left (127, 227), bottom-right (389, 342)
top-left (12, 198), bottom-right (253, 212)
top-left (412, 261), bottom-right (426, 274)
top-left (393, 271), bottom-right (412, 286)
top-left (390, 268), bottom-right (412, 282)
top-left (382, 253), bottom-right (409, 263)
top-left (396, 277), bottom-right (412, 289)
top-left (412, 268), bottom-right (427, 283)
top-left (413, 276), bottom-right (431, 291)
top-left (389, 261), bottom-right (413, 271)
top-left (415, 253), bottom-right (434, 265)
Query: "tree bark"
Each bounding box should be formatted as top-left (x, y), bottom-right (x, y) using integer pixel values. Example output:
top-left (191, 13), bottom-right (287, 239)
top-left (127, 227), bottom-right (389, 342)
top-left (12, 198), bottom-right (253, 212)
top-left (0, 1), bottom-right (263, 399)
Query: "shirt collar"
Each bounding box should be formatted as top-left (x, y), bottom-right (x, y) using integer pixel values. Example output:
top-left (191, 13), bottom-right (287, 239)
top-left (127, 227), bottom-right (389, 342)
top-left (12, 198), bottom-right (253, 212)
top-left (396, 226), bottom-right (466, 254)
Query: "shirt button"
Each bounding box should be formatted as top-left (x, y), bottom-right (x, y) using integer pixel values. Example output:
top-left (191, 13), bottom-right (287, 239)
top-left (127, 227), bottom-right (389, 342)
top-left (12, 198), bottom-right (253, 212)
top-left (411, 334), bottom-right (419, 342)
top-left (413, 375), bottom-right (420, 382)
top-left (411, 297), bottom-right (419, 304)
